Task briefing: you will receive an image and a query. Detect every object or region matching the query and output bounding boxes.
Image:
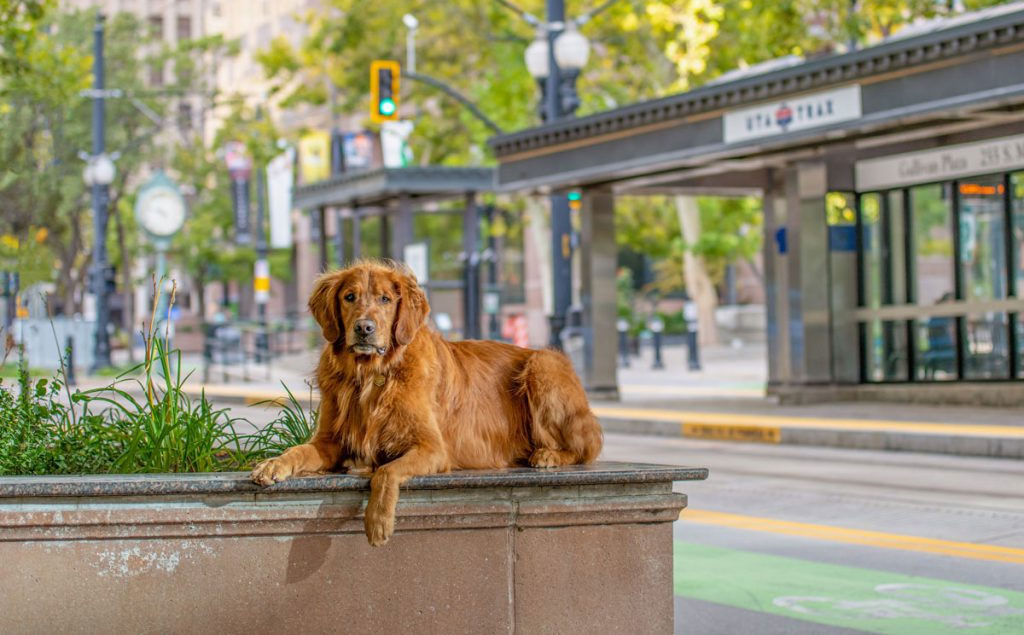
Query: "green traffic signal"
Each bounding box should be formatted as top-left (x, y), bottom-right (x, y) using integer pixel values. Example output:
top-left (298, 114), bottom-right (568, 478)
top-left (379, 98), bottom-right (396, 116)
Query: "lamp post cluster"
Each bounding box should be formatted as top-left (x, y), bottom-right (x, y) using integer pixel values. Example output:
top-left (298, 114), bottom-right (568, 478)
top-left (516, 0), bottom-right (592, 349)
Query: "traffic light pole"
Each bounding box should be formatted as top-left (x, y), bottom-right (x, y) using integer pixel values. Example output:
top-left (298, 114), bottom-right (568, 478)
top-left (90, 13), bottom-right (112, 372)
top-left (545, 0), bottom-right (572, 350)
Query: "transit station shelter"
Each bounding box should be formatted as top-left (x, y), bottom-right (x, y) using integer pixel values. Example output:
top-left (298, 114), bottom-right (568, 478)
top-left (294, 166), bottom-right (496, 339)
top-left (491, 5), bottom-right (1024, 405)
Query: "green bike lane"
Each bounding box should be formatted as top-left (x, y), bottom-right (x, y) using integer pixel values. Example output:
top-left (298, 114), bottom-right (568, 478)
top-left (671, 517), bottom-right (1024, 634)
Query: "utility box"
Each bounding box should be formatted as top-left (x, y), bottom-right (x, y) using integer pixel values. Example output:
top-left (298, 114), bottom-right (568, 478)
top-left (11, 319), bottom-right (96, 370)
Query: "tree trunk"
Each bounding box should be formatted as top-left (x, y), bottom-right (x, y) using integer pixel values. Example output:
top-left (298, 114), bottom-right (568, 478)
top-left (675, 195), bottom-right (719, 347)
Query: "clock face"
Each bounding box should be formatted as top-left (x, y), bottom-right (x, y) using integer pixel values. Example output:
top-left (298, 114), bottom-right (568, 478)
top-left (139, 186), bottom-right (186, 237)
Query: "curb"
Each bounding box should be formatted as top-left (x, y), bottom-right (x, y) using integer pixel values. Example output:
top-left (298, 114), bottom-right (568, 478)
top-left (593, 409), bottom-right (1024, 459)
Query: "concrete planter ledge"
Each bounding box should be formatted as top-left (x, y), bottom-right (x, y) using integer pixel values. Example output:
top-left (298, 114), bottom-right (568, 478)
top-left (1, 462), bottom-right (707, 634)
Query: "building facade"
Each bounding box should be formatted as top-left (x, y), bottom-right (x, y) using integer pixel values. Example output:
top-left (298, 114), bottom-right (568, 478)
top-left (491, 3), bottom-right (1024, 404)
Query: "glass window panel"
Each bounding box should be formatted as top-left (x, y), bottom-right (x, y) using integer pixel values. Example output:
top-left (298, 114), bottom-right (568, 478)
top-left (888, 191), bottom-right (908, 304)
top-left (911, 183), bottom-right (955, 306)
top-left (963, 312), bottom-right (1010, 380)
top-left (864, 319), bottom-right (909, 382)
top-left (413, 212), bottom-right (463, 282)
top-left (828, 193), bottom-right (859, 383)
top-left (958, 176), bottom-right (1008, 301)
top-left (860, 193), bottom-right (883, 308)
top-left (359, 216), bottom-right (382, 259)
top-left (915, 316), bottom-right (957, 381)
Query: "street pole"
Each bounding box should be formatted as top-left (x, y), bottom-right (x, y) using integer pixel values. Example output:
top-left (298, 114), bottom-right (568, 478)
top-left (255, 162), bottom-right (269, 363)
top-left (546, 0), bottom-right (572, 350)
top-left (90, 13), bottom-right (112, 372)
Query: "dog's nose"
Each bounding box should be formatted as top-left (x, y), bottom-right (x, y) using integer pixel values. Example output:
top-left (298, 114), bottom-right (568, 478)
top-left (354, 319), bottom-right (376, 337)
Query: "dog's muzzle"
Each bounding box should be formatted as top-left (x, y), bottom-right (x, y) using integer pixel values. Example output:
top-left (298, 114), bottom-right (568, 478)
top-left (351, 319), bottom-right (386, 355)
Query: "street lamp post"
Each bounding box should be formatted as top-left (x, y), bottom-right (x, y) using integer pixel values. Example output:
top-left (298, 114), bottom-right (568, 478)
top-left (88, 13), bottom-right (113, 372)
top-left (522, 1), bottom-right (590, 349)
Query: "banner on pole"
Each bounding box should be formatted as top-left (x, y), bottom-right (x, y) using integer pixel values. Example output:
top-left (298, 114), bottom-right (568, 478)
top-left (254, 258), bottom-right (270, 304)
top-left (266, 148), bottom-right (295, 249)
top-left (231, 179), bottom-right (251, 246)
top-left (298, 131), bottom-right (331, 184)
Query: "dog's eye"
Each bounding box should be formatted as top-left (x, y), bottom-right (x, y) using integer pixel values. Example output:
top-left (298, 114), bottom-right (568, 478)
top-left (344, 293), bottom-right (355, 302)
top-left (380, 295), bottom-right (391, 304)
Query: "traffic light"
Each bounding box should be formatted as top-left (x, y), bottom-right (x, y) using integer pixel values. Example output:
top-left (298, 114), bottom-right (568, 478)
top-left (567, 190), bottom-right (582, 211)
top-left (370, 60), bottom-right (400, 123)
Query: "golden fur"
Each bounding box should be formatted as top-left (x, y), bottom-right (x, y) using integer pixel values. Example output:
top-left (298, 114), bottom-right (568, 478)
top-left (251, 261), bottom-right (603, 546)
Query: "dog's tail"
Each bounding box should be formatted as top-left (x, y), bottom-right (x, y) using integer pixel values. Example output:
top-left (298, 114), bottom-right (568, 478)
top-left (518, 349), bottom-right (603, 464)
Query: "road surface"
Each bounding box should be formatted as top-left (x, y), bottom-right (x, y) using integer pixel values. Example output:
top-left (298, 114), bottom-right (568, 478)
top-left (600, 433), bottom-right (1024, 634)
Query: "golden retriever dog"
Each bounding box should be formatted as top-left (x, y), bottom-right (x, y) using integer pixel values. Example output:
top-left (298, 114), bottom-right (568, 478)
top-left (251, 260), bottom-right (603, 546)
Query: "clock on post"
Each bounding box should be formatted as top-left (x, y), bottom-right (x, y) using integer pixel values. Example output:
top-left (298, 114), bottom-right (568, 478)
top-left (135, 171), bottom-right (186, 240)
top-left (135, 172), bottom-right (186, 325)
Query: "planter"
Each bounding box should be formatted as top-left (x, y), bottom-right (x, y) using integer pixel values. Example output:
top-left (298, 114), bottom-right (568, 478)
top-left (1, 462), bottom-right (707, 634)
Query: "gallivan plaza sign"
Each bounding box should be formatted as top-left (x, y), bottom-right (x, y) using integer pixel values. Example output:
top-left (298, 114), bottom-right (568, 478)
top-left (723, 84), bottom-right (862, 144)
top-left (856, 133), bottom-right (1024, 191)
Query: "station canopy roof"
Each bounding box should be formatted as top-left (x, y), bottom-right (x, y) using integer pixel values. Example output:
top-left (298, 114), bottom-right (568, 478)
top-left (489, 2), bottom-right (1024, 194)
top-left (294, 166), bottom-right (494, 210)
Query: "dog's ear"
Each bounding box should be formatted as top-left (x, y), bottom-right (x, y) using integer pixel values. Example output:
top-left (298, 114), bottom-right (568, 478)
top-left (309, 271), bottom-right (345, 343)
top-left (393, 271), bottom-right (429, 346)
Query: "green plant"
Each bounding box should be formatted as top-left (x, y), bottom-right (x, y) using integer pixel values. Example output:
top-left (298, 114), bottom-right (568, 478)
top-left (243, 382), bottom-right (318, 465)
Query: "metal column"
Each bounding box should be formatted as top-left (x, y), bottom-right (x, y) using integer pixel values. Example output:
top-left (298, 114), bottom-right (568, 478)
top-left (579, 186), bottom-right (619, 399)
top-left (334, 209), bottom-right (346, 267)
top-left (391, 194), bottom-right (414, 260)
top-left (462, 192), bottom-right (481, 340)
top-left (89, 13), bottom-right (111, 371)
top-left (316, 207), bottom-right (328, 272)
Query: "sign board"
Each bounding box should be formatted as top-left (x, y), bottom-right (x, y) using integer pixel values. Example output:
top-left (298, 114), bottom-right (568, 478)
top-left (343, 131), bottom-right (377, 171)
top-left (403, 242), bottom-right (429, 284)
top-left (381, 121), bottom-right (414, 168)
top-left (723, 84), bottom-right (861, 144)
top-left (266, 148), bottom-right (295, 249)
top-left (483, 290), bottom-right (500, 315)
top-left (856, 133), bottom-right (1024, 191)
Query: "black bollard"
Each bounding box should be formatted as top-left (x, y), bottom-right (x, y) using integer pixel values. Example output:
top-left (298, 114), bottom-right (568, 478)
top-left (65, 336), bottom-right (76, 386)
top-left (649, 317), bottom-right (665, 370)
top-left (683, 300), bottom-right (701, 371)
top-left (616, 318), bottom-right (630, 368)
top-left (686, 331), bottom-right (701, 371)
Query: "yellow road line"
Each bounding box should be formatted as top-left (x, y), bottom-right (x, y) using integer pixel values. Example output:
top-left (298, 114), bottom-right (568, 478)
top-left (681, 509), bottom-right (1024, 565)
top-left (593, 405), bottom-right (1024, 438)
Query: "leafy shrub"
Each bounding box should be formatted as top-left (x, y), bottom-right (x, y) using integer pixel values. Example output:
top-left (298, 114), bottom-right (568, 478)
top-left (0, 365), bottom-right (124, 475)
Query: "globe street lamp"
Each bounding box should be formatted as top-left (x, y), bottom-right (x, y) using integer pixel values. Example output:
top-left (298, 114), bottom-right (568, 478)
top-left (553, 21), bottom-right (589, 115)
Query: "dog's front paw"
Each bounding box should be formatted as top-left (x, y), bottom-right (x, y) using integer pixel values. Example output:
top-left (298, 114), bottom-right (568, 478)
top-left (250, 457), bottom-right (293, 486)
top-left (364, 501), bottom-right (395, 547)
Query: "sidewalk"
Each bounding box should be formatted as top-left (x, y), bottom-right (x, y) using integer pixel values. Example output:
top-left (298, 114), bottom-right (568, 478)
top-left (75, 343), bottom-right (1024, 459)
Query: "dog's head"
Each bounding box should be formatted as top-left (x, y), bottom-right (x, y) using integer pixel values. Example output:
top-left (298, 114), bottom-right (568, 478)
top-left (308, 260), bottom-right (429, 358)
